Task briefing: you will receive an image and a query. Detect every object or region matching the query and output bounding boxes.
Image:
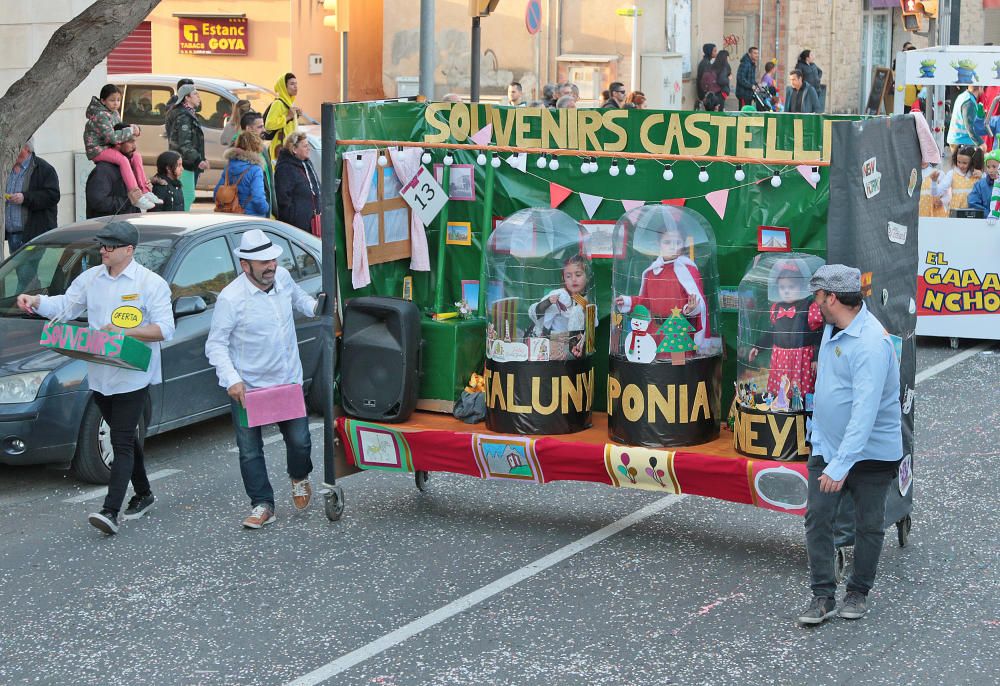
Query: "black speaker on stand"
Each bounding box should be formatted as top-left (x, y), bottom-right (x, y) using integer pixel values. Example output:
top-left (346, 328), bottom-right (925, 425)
top-left (341, 297), bottom-right (421, 422)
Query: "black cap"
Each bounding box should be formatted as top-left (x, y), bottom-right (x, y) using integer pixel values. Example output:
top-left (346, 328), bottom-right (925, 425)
top-left (95, 220), bottom-right (139, 247)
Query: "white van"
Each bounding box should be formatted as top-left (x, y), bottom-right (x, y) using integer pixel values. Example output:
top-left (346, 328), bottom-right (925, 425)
top-left (112, 74), bottom-right (319, 191)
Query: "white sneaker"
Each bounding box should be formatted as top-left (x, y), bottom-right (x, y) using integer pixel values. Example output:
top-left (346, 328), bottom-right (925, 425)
top-left (143, 191), bottom-right (164, 205)
top-left (135, 195), bottom-right (156, 211)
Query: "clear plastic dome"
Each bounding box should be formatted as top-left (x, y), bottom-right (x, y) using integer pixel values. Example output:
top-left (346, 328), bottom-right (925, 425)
top-left (610, 205), bottom-right (721, 362)
top-left (736, 253), bottom-right (826, 413)
top-left (486, 208), bottom-right (596, 361)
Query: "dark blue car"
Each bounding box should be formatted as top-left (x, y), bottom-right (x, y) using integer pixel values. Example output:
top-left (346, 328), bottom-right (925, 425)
top-left (0, 213), bottom-right (325, 483)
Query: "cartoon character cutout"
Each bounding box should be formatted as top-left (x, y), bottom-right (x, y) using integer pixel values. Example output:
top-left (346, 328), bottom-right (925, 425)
top-left (748, 263), bottom-right (824, 399)
top-left (624, 305), bottom-right (657, 364)
top-left (615, 223), bottom-right (708, 359)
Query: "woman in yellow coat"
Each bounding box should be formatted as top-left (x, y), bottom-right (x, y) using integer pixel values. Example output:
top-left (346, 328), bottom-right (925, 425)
top-left (264, 73), bottom-right (300, 160)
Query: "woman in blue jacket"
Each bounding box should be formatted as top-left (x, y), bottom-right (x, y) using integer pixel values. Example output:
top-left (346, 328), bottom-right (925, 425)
top-left (214, 131), bottom-right (269, 217)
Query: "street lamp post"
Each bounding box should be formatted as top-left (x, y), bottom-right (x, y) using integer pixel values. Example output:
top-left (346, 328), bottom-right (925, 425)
top-left (616, 6), bottom-right (643, 92)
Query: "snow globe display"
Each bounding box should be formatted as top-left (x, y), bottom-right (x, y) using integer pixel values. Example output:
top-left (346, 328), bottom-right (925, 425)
top-left (733, 253), bottom-right (825, 460)
top-left (608, 205), bottom-right (722, 447)
top-left (484, 208), bottom-right (596, 435)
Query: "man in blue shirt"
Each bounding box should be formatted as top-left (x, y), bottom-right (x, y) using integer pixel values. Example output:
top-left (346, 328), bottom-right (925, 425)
top-left (797, 265), bottom-right (902, 625)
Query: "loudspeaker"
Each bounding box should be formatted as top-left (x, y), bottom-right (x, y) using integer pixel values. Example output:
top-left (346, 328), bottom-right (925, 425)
top-left (341, 297), bottom-right (421, 422)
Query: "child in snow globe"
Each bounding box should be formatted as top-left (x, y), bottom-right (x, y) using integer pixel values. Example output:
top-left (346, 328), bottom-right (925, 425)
top-left (608, 204), bottom-right (722, 447)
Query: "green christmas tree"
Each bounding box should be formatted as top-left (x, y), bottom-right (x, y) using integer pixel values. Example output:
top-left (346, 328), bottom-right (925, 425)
top-left (656, 307), bottom-right (696, 365)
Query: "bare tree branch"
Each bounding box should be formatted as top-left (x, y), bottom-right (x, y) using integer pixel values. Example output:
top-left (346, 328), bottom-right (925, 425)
top-left (0, 0), bottom-right (162, 246)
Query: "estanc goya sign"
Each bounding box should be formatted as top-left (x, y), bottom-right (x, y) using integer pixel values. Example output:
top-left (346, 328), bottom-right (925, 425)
top-left (178, 16), bottom-right (248, 56)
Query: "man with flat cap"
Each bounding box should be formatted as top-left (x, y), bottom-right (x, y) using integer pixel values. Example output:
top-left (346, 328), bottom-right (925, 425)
top-left (205, 228), bottom-right (319, 529)
top-left (16, 221), bottom-right (175, 535)
top-left (796, 264), bottom-right (902, 625)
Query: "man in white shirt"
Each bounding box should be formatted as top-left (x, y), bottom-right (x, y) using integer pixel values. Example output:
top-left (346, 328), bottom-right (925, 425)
top-left (17, 221), bottom-right (175, 535)
top-left (205, 229), bottom-right (319, 529)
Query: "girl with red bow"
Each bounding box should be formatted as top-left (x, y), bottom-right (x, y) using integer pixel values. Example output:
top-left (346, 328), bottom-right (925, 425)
top-left (748, 265), bottom-right (824, 399)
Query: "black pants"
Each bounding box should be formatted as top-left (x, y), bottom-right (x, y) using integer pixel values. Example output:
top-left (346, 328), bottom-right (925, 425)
top-left (93, 387), bottom-right (150, 514)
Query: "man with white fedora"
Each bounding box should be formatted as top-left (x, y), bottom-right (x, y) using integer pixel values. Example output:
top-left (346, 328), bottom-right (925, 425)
top-left (206, 228), bottom-right (320, 528)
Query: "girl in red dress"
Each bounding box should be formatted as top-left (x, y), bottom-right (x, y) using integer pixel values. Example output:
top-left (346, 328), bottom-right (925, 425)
top-left (748, 266), bottom-right (824, 402)
top-left (615, 225), bottom-right (709, 357)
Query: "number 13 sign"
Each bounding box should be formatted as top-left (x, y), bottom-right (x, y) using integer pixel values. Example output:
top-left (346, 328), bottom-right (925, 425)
top-left (400, 166), bottom-right (448, 226)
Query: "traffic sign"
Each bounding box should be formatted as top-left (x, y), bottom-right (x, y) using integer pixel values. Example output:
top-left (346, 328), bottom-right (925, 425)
top-left (525, 0), bottom-right (542, 35)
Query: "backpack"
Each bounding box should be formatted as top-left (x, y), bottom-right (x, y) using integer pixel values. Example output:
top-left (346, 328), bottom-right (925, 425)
top-left (260, 101), bottom-right (278, 141)
top-left (214, 166), bottom-right (249, 214)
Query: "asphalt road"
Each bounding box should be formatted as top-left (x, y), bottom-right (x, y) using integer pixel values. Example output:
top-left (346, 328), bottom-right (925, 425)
top-left (0, 337), bottom-right (997, 686)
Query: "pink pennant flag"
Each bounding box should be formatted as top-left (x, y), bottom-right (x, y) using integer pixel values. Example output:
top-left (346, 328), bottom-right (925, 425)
top-left (705, 189), bottom-right (729, 219)
top-left (469, 123), bottom-right (493, 146)
top-left (580, 192), bottom-right (603, 218)
top-left (796, 165), bottom-right (818, 189)
top-left (550, 183), bottom-right (572, 209)
top-left (621, 199), bottom-right (645, 212)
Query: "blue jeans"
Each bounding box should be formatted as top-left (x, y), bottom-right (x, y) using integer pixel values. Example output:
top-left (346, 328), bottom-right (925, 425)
top-left (6, 231), bottom-right (24, 255)
top-left (804, 453), bottom-right (894, 598)
top-left (230, 400), bottom-right (312, 509)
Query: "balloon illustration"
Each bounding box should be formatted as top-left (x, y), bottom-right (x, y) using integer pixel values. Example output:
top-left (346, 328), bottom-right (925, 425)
top-left (621, 453), bottom-right (630, 466)
top-left (649, 456), bottom-right (657, 468)
top-left (645, 467), bottom-right (656, 478)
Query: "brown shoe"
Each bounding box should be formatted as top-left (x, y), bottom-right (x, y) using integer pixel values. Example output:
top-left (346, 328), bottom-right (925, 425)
top-left (291, 478), bottom-right (312, 511)
top-left (242, 504), bottom-right (275, 529)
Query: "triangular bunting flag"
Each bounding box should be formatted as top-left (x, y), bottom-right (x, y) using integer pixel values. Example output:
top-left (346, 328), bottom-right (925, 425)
top-left (705, 189), bottom-right (729, 219)
top-left (661, 198), bottom-right (685, 207)
top-left (469, 123), bottom-right (493, 146)
top-left (505, 153), bottom-right (527, 172)
top-left (550, 183), bottom-right (572, 209)
top-left (796, 164), bottom-right (818, 189)
top-left (580, 192), bottom-right (603, 218)
top-left (621, 199), bottom-right (645, 212)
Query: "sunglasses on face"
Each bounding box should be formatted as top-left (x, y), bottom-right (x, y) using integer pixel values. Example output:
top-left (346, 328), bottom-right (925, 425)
top-left (99, 243), bottom-right (125, 252)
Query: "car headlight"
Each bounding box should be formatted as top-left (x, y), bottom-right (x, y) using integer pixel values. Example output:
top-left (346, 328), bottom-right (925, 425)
top-left (0, 371), bottom-right (50, 404)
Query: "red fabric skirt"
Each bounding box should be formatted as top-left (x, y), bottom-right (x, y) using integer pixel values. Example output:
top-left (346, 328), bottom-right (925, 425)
top-left (766, 345), bottom-right (816, 396)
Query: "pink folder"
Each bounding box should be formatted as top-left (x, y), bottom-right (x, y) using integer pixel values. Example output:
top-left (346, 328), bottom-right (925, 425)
top-left (240, 384), bottom-right (307, 428)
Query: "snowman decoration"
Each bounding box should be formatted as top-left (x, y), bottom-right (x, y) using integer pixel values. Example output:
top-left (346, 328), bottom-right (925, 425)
top-left (624, 305), bottom-right (657, 364)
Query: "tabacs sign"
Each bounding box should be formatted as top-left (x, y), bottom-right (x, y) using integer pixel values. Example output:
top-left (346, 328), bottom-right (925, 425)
top-left (178, 17), bottom-right (249, 56)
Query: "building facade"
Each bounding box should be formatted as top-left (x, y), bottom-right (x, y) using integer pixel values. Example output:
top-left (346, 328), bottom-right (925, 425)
top-left (381, 0), bottom-right (997, 114)
top-left (0, 0), bottom-right (106, 229)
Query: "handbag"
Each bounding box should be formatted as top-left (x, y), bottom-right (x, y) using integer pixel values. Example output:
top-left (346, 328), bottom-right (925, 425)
top-left (301, 161), bottom-right (322, 237)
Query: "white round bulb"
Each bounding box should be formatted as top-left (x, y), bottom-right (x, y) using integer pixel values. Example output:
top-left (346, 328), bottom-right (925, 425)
top-left (734, 168), bottom-right (745, 182)
top-left (771, 174), bottom-right (782, 188)
top-left (811, 169), bottom-right (821, 184)
top-left (490, 155), bottom-right (501, 168)
top-left (476, 152), bottom-right (487, 166)
top-left (377, 154), bottom-right (388, 167)
top-left (443, 153), bottom-right (454, 166)
top-left (421, 152), bottom-right (432, 164)
top-left (548, 157), bottom-right (560, 171)
top-left (580, 159), bottom-right (589, 175)
top-left (536, 155), bottom-right (548, 169)
top-left (625, 162), bottom-right (636, 176)
top-left (662, 167), bottom-right (674, 181)
top-left (609, 164), bottom-right (620, 177)
top-left (698, 169), bottom-right (709, 183)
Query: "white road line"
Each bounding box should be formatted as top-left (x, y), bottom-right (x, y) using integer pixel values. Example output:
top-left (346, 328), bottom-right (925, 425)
top-left (285, 494), bottom-right (687, 686)
top-left (62, 468), bottom-right (183, 504)
top-left (228, 421), bottom-right (324, 452)
top-left (915, 342), bottom-right (994, 386)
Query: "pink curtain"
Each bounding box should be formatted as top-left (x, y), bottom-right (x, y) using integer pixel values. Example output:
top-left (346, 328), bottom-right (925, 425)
top-left (346, 149), bottom-right (378, 288)
top-left (387, 146), bottom-right (430, 272)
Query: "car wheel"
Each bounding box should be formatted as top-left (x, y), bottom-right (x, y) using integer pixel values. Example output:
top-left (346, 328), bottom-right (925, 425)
top-left (70, 400), bottom-right (146, 484)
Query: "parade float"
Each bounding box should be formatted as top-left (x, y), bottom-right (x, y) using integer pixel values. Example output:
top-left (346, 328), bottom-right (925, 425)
top-left (311, 100), bottom-right (919, 549)
top-left (894, 45), bottom-right (1000, 344)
